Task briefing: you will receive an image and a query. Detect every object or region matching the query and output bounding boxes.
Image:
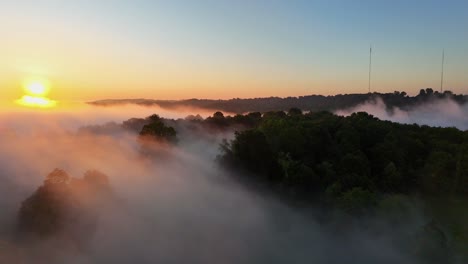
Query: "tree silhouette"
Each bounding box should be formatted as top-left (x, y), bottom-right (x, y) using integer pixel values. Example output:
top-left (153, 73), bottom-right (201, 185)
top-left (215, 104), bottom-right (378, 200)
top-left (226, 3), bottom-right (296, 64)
top-left (17, 169), bottom-right (112, 248)
top-left (139, 115), bottom-right (177, 144)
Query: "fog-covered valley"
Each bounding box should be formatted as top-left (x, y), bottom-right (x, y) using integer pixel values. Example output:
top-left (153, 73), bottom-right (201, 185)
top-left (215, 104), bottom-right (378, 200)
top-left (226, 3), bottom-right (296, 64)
top-left (0, 97), bottom-right (467, 263)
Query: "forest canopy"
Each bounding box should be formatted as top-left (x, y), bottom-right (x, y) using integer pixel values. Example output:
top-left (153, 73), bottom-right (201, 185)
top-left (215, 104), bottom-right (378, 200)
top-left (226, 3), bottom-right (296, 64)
top-left (218, 110), bottom-right (468, 207)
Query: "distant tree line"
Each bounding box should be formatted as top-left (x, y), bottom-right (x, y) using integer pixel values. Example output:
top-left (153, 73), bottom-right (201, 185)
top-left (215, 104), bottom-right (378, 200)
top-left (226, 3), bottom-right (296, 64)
top-left (90, 89), bottom-right (468, 113)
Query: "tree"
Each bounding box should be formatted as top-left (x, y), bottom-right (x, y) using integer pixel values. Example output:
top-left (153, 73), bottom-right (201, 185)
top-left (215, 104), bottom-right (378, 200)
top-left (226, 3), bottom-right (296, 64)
top-left (148, 114), bottom-right (162, 122)
top-left (219, 109), bottom-right (468, 207)
top-left (17, 169), bottom-right (113, 248)
top-left (422, 151), bottom-right (455, 193)
top-left (338, 152), bottom-right (371, 190)
top-left (122, 118), bottom-right (149, 132)
top-left (230, 130), bottom-right (279, 179)
top-left (18, 169), bottom-right (77, 237)
top-left (455, 142), bottom-right (468, 194)
top-left (382, 162), bottom-right (403, 192)
top-left (213, 111), bottom-right (224, 119)
top-left (419, 89), bottom-right (427, 97)
top-left (288, 107), bottom-right (303, 116)
top-left (207, 111), bottom-right (228, 127)
top-left (425, 88), bottom-right (434, 96)
top-left (44, 168), bottom-right (70, 185)
top-left (337, 187), bottom-right (377, 216)
top-left (139, 117), bottom-right (177, 144)
top-left (83, 170), bottom-right (110, 189)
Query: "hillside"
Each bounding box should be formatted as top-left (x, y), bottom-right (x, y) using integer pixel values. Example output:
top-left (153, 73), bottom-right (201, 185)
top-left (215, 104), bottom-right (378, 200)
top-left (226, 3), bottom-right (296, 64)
top-left (89, 89), bottom-right (467, 113)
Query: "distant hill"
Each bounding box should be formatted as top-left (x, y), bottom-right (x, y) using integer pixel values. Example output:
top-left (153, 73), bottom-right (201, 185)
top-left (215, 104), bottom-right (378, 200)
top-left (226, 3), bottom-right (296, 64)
top-left (89, 89), bottom-right (467, 113)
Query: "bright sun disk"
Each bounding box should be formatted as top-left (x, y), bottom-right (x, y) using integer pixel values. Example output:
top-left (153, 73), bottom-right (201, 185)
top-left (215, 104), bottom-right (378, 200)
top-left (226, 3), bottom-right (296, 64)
top-left (15, 79), bottom-right (57, 108)
top-left (16, 95), bottom-right (57, 108)
top-left (26, 81), bottom-right (48, 96)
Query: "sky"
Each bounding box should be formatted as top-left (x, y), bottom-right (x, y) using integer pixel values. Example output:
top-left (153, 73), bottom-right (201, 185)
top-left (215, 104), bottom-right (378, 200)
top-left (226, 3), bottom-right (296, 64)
top-left (1, 0), bottom-right (467, 104)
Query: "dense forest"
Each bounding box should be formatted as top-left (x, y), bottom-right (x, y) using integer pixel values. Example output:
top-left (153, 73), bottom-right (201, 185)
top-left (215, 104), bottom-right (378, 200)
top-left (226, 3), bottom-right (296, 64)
top-left (88, 109), bottom-right (468, 263)
top-left (83, 109), bottom-right (468, 203)
top-left (220, 110), bottom-right (468, 199)
top-left (90, 89), bottom-right (467, 113)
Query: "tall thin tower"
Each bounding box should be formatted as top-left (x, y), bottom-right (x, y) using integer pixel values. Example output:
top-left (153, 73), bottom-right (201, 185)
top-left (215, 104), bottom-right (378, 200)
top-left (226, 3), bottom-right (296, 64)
top-left (440, 49), bottom-right (445, 92)
top-left (368, 45), bottom-right (372, 93)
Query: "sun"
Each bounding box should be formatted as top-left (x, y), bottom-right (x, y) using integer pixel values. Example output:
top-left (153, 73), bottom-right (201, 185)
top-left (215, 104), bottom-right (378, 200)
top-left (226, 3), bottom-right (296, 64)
top-left (16, 79), bottom-right (57, 108)
top-left (26, 82), bottom-right (49, 96)
top-left (17, 95), bottom-right (57, 108)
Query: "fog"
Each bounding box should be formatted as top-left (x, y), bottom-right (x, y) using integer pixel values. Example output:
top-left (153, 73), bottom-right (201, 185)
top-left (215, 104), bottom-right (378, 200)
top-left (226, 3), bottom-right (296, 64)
top-left (0, 105), bottom-right (441, 264)
top-left (335, 97), bottom-right (468, 130)
top-left (0, 104), bottom-right (226, 132)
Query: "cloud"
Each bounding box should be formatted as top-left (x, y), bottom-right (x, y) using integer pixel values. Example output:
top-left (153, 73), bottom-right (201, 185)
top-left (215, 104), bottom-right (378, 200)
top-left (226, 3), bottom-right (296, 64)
top-left (335, 97), bottom-right (468, 130)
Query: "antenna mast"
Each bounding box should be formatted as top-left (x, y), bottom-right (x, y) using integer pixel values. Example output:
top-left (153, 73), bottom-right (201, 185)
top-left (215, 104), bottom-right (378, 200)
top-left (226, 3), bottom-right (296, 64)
top-left (440, 49), bottom-right (445, 92)
top-left (368, 45), bottom-right (372, 93)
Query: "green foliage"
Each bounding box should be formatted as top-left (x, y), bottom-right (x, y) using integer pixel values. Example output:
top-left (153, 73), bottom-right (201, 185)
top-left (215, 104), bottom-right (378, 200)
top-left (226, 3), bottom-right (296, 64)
top-left (205, 111), bottom-right (262, 128)
top-left (422, 151), bottom-right (456, 193)
top-left (456, 142), bottom-right (468, 194)
top-left (337, 187), bottom-right (377, 215)
top-left (382, 162), bottom-right (402, 191)
top-left (230, 130), bottom-right (280, 179)
top-left (376, 194), bottom-right (417, 225)
top-left (139, 114), bottom-right (177, 144)
top-left (287, 107), bottom-right (303, 116)
top-left (220, 110), bottom-right (468, 211)
top-left (206, 111), bottom-right (228, 127)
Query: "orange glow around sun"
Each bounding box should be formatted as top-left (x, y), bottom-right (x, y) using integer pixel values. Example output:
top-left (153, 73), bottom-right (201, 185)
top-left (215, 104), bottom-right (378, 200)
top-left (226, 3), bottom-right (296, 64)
top-left (16, 80), bottom-right (57, 108)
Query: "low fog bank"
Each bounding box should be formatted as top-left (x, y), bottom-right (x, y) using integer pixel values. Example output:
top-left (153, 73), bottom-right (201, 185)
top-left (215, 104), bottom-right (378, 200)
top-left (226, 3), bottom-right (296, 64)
top-left (0, 111), bottom-right (448, 263)
top-left (0, 103), bottom-right (227, 133)
top-left (336, 97), bottom-right (468, 130)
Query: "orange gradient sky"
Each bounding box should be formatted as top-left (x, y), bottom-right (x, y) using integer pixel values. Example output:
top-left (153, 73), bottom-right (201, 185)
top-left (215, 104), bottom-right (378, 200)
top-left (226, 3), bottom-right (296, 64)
top-left (1, 1), bottom-right (467, 107)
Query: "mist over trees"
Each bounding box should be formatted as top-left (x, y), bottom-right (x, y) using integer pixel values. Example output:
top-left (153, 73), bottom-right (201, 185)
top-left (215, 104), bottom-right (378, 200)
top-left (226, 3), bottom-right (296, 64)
top-left (139, 114), bottom-right (178, 144)
top-left (89, 89), bottom-right (468, 114)
top-left (18, 169), bottom-right (113, 250)
top-left (220, 110), bottom-right (468, 198)
top-left (109, 107), bottom-right (467, 263)
top-left (215, 109), bottom-right (468, 263)
top-left (3, 99), bottom-right (468, 263)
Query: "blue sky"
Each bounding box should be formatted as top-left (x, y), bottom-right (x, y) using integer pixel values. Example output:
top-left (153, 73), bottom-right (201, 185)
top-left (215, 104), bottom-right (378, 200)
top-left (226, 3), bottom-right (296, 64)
top-left (1, 0), bottom-right (467, 100)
